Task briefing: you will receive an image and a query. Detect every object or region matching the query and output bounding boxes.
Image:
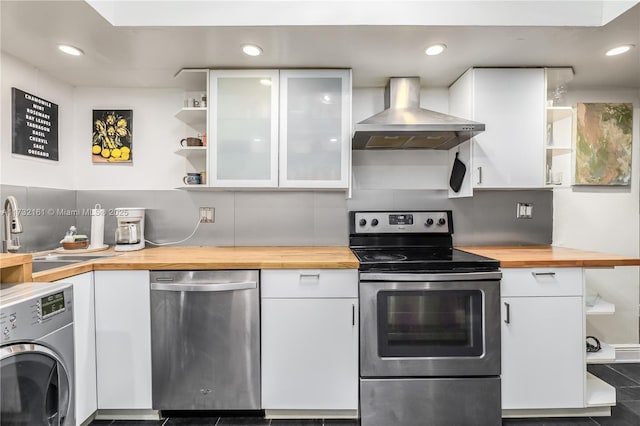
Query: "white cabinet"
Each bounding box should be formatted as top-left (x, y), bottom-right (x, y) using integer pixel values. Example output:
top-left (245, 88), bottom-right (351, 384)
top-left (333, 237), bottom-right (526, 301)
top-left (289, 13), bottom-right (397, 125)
top-left (209, 70), bottom-right (280, 187)
top-left (55, 272), bottom-right (97, 426)
top-left (501, 267), bottom-right (616, 416)
top-left (94, 270), bottom-right (152, 409)
top-left (501, 268), bottom-right (585, 410)
top-left (279, 70), bottom-right (351, 188)
top-left (174, 68), bottom-right (208, 189)
top-left (448, 68), bottom-right (546, 195)
top-left (209, 69), bottom-right (351, 189)
top-left (261, 269), bottom-right (358, 413)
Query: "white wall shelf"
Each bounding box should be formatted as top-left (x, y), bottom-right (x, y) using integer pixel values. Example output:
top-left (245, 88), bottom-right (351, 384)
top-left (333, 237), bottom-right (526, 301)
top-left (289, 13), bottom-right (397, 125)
top-left (586, 343), bottom-right (616, 364)
top-left (174, 147), bottom-right (207, 159)
top-left (586, 298), bottom-right (616, 315)
top-left (174, 107), bottom-right (207, 133)
top-left (174, 68), bottom-right (209, 91)
top-left (175, 185), bottom-right (209, 191)
top-left (586, 373), bottom-right (616, 407)
top-left (546, 106), bottom-right (573, 122)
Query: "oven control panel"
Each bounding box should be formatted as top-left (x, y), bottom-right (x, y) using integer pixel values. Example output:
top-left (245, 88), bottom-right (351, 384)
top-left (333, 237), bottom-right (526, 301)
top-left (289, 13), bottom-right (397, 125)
top-left (353, 211), bottom-right (451, 234)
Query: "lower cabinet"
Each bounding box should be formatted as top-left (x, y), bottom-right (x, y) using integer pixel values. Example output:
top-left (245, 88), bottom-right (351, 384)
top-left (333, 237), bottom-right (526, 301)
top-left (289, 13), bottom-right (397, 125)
top-left (55, 272), bottom-right (97, 426)
top-left (501, 268), bottom-right (586, 412)
top-left (261, 269), bottom-right (359, 412)
top-left (94, 270), bottom-right (152, 409)
top-left (501, 296), bottom-right (584, 409)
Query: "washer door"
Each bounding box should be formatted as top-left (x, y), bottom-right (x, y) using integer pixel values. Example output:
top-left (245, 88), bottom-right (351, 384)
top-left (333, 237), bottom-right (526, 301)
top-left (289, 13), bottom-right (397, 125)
top-left (1, 343), bottom-right (71, 426)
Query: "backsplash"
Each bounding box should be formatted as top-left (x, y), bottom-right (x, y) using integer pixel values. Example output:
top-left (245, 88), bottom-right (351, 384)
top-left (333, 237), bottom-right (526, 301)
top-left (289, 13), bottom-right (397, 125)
top-left (1, 185), bottom-right (552, 252)
top-left (1, 185), bottom-right (77, 253)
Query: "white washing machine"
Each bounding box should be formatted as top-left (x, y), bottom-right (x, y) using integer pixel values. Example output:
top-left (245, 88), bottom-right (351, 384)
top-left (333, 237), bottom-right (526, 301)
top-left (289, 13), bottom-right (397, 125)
top-left (1, 282), bottom-right (75, 426)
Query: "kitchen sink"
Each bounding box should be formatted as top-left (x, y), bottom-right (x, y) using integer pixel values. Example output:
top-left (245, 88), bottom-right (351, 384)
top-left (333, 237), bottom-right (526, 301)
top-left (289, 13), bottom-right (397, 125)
top-left (32, 261), bottom-right (82, 273)
top-left (32, 253), bottom-right (118, 273)
top-left (33, 253), bottom-right (117, 262)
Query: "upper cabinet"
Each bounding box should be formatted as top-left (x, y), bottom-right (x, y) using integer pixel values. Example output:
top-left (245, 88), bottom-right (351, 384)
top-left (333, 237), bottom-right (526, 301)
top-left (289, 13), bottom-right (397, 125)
top-left (448, 68), bottom-right (546, 195)
top-left (279, 70), bottom-right (351, 189)
top-left (208, 69), bottom-right (352, 189)
top-left (209, 70), bottom-right (280, 187)
top-left (448, 67), bottom-right (574, 197)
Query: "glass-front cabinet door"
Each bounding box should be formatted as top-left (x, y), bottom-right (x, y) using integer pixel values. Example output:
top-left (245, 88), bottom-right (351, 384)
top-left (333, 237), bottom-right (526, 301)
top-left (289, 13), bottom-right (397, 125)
top-left (279, 70), bottom-right (351, 189)
top-left (209, 70), bottom-right (279, 187)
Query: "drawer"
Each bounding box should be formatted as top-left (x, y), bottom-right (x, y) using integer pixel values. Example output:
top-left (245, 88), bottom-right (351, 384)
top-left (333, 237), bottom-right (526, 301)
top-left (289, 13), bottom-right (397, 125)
top-left (261, 269), bottom-right (358, 298)
top-left (501, 268), bottom-right (583, 297)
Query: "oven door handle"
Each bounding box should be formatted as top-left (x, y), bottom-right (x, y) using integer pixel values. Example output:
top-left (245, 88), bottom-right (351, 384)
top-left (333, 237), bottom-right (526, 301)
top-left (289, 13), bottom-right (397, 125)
top-left (359, 271), bottom-right (502, 281)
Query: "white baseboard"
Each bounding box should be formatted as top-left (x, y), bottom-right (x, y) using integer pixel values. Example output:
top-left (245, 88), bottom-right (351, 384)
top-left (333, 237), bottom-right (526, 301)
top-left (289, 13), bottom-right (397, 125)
top-left (612, 344), bottom-right (640, 363)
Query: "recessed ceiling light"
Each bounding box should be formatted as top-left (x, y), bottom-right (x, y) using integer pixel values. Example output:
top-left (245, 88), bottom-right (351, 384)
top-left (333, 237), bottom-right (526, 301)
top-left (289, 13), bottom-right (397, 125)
top-left (58, 44), bottom-right (84, 56)
top-left (242, 44), bottom-right (263, 56)
top-left (425, 43), bottom-right (447, 56)
top-left (605, 44), bottom-right (635, 56)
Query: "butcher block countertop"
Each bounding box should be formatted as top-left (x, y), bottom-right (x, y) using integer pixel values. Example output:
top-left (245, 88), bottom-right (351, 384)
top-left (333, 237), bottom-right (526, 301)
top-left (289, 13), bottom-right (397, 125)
top-left (30, 246), bottom-right (359, 282)
top-left (5, 245), bottom-right (639, 283)
top-left (0, 253), bottom-right (33, 283)
top-left (458, 246), bottom-right (640, 268)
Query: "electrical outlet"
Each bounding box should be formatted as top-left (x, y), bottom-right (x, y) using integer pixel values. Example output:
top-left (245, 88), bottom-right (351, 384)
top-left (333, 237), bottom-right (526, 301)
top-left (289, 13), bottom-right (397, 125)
top-left (516, 203), bottom-right (533, 219)
top-left (199, 207), bottom-right (215, 223)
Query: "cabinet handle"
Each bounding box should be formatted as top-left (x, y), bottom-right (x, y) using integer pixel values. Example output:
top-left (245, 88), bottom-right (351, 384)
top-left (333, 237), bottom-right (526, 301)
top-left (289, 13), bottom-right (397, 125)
top-left (299, 273), bottom-right (320, 279)
top-left (352, 304), bottom-right (356, 326)
top-left (299, 273), bottom-right (320, 284)
top-left (477, 166), bottom-right (483, 184)
top-left (504, 302), bottom-right (510, 324)
top-left (531, 272), bottom-right (556, 278)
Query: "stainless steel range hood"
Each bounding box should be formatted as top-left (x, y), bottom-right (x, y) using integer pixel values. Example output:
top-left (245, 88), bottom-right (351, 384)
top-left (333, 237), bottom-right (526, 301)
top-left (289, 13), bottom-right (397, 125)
top-left (352, 77), bottom-right (485, 150)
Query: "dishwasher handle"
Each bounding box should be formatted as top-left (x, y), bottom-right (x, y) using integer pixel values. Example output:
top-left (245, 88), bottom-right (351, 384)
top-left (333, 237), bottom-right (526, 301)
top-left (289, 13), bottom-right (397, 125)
top-left (150, 281), bottom-right (257, 292)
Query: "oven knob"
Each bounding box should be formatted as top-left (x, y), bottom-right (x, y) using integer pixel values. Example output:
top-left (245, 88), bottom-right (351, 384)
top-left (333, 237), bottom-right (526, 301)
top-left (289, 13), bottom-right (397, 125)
top-left (371, 219), bottom-right (379, 226)
top-left (438, 218), bottom-right (446, 226)
top-left (359, 219), bottom-right (367, 226)
top-left (425, 218), bottom-right (434, 226)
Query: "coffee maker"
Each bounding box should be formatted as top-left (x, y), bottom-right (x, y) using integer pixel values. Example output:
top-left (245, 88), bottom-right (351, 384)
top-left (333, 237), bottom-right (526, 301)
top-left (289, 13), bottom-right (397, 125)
top-left (114, 207), bottom-right (145, 252)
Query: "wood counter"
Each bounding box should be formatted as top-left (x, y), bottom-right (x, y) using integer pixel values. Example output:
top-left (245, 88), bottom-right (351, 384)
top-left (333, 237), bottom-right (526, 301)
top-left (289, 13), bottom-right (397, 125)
top-left (458, 246), bottom-right (640, 268)
top-left (32, 246), bottom-right (359, 282)
top-left (15, 245), bottom-right (640, 283)
top-left (0, 253), bottom-right (33, 283)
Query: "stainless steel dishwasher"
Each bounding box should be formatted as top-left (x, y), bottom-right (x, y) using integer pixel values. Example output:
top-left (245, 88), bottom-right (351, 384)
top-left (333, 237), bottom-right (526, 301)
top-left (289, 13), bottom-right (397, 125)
top-left (150, 270), bottom-right (260, 410)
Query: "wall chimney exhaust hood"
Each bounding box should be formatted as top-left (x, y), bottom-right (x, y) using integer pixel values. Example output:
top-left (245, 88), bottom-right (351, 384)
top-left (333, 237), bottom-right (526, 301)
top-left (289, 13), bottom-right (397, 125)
top-left (352, 77), bottom-right (485, 150)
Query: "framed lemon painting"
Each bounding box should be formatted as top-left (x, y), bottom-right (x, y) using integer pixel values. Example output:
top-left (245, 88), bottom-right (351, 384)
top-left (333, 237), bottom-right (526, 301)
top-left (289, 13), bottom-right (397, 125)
top-left (92, 110), bottom-right (132, 163)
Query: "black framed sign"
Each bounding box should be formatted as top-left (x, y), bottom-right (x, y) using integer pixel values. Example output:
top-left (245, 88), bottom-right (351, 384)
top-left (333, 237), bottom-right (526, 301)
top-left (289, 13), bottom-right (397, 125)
top-left (11, 87), bottom-right (59, 161)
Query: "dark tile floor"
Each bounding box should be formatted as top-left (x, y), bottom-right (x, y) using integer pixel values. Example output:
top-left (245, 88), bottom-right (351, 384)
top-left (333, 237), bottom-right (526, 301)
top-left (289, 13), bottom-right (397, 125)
top-left (89, 363), bottom-right (640, 426)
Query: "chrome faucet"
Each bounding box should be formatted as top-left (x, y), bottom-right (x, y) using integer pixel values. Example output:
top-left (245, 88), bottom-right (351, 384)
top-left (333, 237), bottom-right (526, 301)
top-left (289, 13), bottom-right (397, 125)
top-left (2, 196), bottom-right (23, 253)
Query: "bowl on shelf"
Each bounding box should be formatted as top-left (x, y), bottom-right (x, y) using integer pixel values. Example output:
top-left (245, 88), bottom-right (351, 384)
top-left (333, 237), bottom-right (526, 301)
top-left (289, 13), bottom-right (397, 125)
top-left (62, 240), bottom-right (89, 250)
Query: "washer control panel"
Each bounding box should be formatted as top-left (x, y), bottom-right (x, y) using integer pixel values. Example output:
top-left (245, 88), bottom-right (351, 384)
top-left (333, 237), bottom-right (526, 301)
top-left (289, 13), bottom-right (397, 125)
top-left (0, 284), bottom-right (73, 343)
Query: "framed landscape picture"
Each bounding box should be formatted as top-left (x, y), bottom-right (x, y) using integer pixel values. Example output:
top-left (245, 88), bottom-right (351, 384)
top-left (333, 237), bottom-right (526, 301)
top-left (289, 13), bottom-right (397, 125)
top-left (575, 103), bottom-right (633, 185)
top-left (92, 110), bottom-right (132, 163)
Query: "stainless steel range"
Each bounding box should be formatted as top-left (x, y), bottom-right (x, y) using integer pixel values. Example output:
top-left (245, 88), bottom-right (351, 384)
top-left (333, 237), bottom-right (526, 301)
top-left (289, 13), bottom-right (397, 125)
top-left (350, 211), bottom-right (502, 426)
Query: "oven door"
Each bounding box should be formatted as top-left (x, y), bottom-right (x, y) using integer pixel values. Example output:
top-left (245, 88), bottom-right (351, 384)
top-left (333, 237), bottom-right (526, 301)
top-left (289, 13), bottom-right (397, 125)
top-left (360, 271), bottom-right (501, 378)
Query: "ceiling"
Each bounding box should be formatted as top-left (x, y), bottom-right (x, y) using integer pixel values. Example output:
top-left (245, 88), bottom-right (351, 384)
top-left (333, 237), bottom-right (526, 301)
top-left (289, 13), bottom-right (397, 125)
top-left (1, 1), bottom-right (639, 90)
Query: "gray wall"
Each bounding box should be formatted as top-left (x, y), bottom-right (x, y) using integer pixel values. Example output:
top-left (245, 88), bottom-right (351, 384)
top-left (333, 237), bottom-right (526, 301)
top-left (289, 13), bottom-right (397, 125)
top-left (1, 184), bottom-right (552, 252)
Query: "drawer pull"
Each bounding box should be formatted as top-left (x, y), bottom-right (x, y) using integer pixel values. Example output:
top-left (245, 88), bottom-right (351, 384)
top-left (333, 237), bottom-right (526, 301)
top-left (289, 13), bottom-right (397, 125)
top-left (531, 272), bottom-right (556, 278)
top-left (504, 302), bottom-right (510, 324)
top-left (299, 273), bottom-right (320, 284)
